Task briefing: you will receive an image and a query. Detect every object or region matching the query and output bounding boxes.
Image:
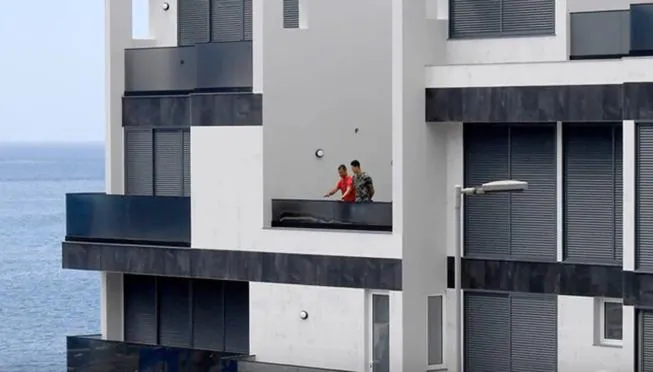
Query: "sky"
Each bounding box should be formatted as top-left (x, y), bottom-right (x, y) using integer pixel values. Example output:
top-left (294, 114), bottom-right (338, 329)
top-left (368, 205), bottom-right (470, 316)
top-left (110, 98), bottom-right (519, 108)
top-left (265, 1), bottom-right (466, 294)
top-left (0, 0), bottom-right (148, 143)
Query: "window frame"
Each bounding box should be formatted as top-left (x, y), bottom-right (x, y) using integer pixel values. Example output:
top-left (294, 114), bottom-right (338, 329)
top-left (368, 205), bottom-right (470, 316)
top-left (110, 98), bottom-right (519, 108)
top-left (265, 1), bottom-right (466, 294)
top-left (427, 294), bottom-right (447, 370)
top-left (595, 297), bottom-right (624, 347)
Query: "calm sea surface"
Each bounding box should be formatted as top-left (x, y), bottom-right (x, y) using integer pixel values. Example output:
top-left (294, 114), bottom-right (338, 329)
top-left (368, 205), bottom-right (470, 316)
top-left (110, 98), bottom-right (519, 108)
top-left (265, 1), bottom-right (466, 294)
top-left (0, 143), bottom-right (104, 371)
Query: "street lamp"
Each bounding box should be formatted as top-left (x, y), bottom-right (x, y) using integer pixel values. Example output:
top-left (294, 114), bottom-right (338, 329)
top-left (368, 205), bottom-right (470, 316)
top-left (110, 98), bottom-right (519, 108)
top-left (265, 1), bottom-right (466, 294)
top-left (453, 180), bottom-right (528, 372)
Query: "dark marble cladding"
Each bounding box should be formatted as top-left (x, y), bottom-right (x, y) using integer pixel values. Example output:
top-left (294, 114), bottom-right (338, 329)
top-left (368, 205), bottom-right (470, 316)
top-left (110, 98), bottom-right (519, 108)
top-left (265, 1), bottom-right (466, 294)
top-left (236, 359), bottom-right (354, 372)
top-left (67, 335), bottom-right (239, 372)
top-left (122, 93), bottom-right (262, 127)
top-left (271, 199), bottom-right (392, 232)
top-left (190, 93), bottom-right (262, 126)
top-left (123, 95), bottom-right (190, 127)
top-left (623, 271), bottom-right (653, 308)
top-left (426, 82), bottom-right (653, 122)
top-left (446, 257), bottom-right (622, 298)
top-left (62, 242), bottom-right (402, 290)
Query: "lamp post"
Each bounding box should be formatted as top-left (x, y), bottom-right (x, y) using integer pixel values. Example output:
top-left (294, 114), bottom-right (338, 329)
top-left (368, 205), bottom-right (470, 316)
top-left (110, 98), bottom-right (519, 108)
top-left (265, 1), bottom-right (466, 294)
top-left (454, 180), bottom-right (528, 372)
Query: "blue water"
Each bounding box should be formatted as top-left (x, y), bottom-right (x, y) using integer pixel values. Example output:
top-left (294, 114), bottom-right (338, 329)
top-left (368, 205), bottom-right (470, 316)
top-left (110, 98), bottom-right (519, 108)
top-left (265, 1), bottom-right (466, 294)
top-left (0, 143), bottom-right (104, 371)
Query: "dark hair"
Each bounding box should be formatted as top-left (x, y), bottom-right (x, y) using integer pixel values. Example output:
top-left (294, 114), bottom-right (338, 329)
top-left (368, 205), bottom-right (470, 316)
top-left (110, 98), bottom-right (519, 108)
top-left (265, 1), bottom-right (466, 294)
top-left (337, 164), bottom-right (347, 171)
top-left (350, 160), bottom-right (361, 168)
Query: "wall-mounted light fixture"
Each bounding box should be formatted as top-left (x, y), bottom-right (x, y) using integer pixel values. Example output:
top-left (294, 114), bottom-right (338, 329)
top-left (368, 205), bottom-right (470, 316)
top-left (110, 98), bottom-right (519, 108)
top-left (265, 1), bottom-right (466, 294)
top-left (314, 149), bottom-right (325, 159)
top-left (161, 2), bottom-right (170, 11)
top-left (299, 310), bottom-right (309, 320)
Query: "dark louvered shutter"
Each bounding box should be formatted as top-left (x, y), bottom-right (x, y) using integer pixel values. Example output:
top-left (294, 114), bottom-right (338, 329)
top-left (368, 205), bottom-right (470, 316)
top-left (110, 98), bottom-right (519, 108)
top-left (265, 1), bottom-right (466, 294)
top-left (564, 124), bottom-right (619, 264)
top-left (224, 281), bottom-right (250, 353)
top-left (501, 0), bottom-right (555, 35)
top-left (212, 0), bottom-right (244, 42)
top-left (283, 0), bottom-right (300, 29)
top-left (464, 125), bottom-right (511, 257)
top-left (615, 127), bottom-right (623, 264)
top-left (154, 130), bottom-right (183, 196)
top-left (464, 293), bottom-right (510, 372)
top-left (183, 130), bottom-right (191, 197)
top-left (510, 295), bottom-right (557, 372)
top-left (637, 124), bottom-right (653, 271)
top-left (158, 277), bottom-right (191, 347)
top-left (510, 125), bottom-right (557, 260)
top-left (244, 0), bottom-right (253, 40)
top-left (193, 279), bottom-right (225, 351)
top-left (125, 129), bottom-right (153, 196)
top-left (450, 0), bottom-right (501, 38)
top-left (640, 311), bottom-right (653, 372)
top-left (178, 0), bottom-right (210, 46)
top-left (124, 275), bottom-right (157, 345)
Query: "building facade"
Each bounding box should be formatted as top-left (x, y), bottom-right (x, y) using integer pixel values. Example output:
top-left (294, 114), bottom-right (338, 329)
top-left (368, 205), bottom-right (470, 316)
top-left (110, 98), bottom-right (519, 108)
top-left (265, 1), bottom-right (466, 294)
top-left (61, 0), bottom-right (653, 371)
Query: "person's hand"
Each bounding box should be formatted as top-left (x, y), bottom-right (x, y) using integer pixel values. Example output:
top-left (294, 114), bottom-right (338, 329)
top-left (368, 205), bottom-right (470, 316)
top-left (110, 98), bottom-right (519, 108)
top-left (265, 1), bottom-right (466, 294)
top-left (323, 193), bottom-right (330, 198)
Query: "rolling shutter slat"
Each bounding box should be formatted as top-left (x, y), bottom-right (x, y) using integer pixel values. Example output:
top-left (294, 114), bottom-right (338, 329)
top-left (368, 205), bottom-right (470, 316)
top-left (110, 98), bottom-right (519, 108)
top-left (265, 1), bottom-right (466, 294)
top-left (464, 293), bottom-right (510, 372)
top-left (501, 0), bottom-right (555, 34)
top-left (124, 275), bottom-right (157, 345)
top-left (637, 124), bottom-right (653, 271)
top-left (224, 281), bottom-right (250, 353)
top-left (450, 0), bottom-right (501, 38)
top-left (283, 0), bottom-right (300, 29)
top-left (212, 0), bottom-right (244, 42)
top-left (565, 124), bottom-right (620, 264)
top-left (615, 128), bottom-right (623, 264)
top-left (183, 130), bottom-right (191, 197)
top-left (510, 125), bottom-right (557, 260)
top-left (244, 0), bottom-right (253, 40)
top-left (158, 277), bottom-right (191, 347)
top-left (640, 311), bottom-right (653, 372)
top-left (193, 280), bottom-right (225, 351)
top-left (125, 129), bottom-right (153, 196)
top-left (464, 125), bottom-right (511, 257)
top-left (154, 130), bottom-right (183, 196)
top-left (510, 295), bottom-right (557, 372)
top-left (178, 0), bottom-right (210, 46)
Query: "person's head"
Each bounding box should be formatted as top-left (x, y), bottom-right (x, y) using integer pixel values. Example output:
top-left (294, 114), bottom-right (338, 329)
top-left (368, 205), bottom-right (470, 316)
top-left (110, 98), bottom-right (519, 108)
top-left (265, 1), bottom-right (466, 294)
top-left (337, 164), bottom-right (348, 178)
top-left (350, 160), bottom-right (361, 174)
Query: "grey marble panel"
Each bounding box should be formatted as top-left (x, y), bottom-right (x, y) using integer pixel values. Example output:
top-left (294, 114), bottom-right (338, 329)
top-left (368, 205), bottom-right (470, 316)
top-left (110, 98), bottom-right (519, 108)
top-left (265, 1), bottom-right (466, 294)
top-left (62, 242), bottom-right (402, 290)
top-left (624, 82), bottom-right (653, 120)
top-left (623, 271), bottom-right (653, 307)
top-left (190, 93), bottom-right (262, 126)
top-left (447, 257), bottom-right (622, 298)
top-left (567, 84), bottom-right (622, 121)
top-left (425, 87), bottom-right (462, 122)
top-left (122, 96), bottom-right (190, 127)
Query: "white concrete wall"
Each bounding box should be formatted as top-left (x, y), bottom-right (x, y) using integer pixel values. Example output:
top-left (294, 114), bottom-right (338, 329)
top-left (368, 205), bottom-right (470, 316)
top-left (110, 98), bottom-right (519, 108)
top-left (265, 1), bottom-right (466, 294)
top-left (426, 57), bottom-right (653, 88)
top-left (191, 126), bottom-right (399, 258)
top-left (148, 0), bottom-right (177, 46)
top-left (100, 272), bottom-right (124, 341)
top-left (558, 296), bottom-right (633, 372)
top-left (249, 283), bottom-right (402, 372)
top-left (568, 0), bottom-right (653, 12)
top-left (261, 0), bottom-right (393, 204)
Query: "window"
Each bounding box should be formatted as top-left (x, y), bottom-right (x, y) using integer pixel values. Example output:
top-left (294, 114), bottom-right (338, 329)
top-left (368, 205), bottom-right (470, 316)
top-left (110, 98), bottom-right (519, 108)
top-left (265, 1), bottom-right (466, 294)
top-left (283, 0), bottom-right (307, 29)
top-left (428, 295), bottom-right (444, 368)
top-left (449, 0), bottom-right (555, 39)
top-left (596, 298), bottom-right (623, 347)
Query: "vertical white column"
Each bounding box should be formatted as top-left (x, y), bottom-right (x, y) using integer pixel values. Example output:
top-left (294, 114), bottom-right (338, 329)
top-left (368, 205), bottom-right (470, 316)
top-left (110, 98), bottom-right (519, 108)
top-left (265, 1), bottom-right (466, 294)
top-left (624, 120), bottom-right (636, 271)
top-left (557, 122), bottom-right (564, 262)
top-left (252, 0), bottom-right (264, 93)
top-left (100, 272), bottom-right (124, 341)
top-left (149, 0), bottom-right (178, 46)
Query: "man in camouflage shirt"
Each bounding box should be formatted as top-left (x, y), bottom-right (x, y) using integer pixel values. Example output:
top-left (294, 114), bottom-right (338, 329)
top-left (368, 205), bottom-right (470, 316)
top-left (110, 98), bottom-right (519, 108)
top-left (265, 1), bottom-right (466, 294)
top-left (350, 160), bottom-right (375, 202)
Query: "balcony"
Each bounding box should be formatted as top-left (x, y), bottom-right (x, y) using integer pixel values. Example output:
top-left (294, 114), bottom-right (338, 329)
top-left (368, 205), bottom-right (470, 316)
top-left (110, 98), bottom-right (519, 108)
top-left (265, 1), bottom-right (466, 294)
top-left (125, 41), bottom-right (253, 94)
top-left (65, 193), bottom-right (190, 247)
top-left (271, 199), bottom-right (392, 232)
top-left (570, 3), bottom-right (653, 59)
top-left (226, 355), bottom-right (355, 372)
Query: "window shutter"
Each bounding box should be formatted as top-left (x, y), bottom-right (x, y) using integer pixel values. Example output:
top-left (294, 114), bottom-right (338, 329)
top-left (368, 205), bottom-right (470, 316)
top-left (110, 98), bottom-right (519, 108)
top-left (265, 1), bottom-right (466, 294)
top-left (211, 0), bottom-right (245, 42)
top-left (464, 293), bottom-right (510, 372)
top-left (125, 129), bottom-right (153, 196)
top-left (464, 125), bottom-right (511, 257)
top-left (124, 275), bottom-right (157, 345)
top-left (510, 295), bottom-right (557, 372)
top-left (564, 124), bottom-right (620, 264)
top-left (450, 0), bottom-right (501, 38)
top-left (510, 125), bottom-right (557, 261)
top-left (178, 0), bottom-right (210, 46)
top-left (183, 130), bottom-right (191, 197)
top-left (640, 311), bottom-right (653, 371)
top-left (244, 0), bottom-right (253, 40)
top-left (501, 0), bottom-right (555, 34)
top-left (158, 277), bottom-right (191, 347)
top-left (224, 281), bottom-right (250, 353)
top-left (283, 0), bottom-right (300, 29)
top-left (637, 124), bottom-right (653, 271)
top-left (192, 279), bottom-right (225, 351)
top-left (615, 127), bottom-right (623, 264)
top-left (154, 130), bottom-right (184, 196)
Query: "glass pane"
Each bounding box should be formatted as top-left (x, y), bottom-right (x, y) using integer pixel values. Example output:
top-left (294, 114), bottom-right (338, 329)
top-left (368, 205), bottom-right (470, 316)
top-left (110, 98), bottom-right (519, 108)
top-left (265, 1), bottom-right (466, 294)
top-left (604, 302), bottom-right (623, 340)
top-left (428, 296), bottom-right (443, 365)
top-left (373, 294), bottom-right (390, 372)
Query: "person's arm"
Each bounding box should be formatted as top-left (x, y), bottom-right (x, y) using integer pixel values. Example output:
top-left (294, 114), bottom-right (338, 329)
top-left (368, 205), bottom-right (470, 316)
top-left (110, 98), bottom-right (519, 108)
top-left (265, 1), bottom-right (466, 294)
top-left (324, 183), bottom-right (338, 197)
top-left (367, 176), bottom-right (375, 199)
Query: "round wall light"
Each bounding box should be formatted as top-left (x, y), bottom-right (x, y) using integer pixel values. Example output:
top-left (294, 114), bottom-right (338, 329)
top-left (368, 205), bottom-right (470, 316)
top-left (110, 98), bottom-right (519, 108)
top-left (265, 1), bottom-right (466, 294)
top-left (314, 149), bottom-right (325, 159)
top-left (299, 310), bottom-right (309, 320)
top-left (161, 2), bottom-right (170, 11)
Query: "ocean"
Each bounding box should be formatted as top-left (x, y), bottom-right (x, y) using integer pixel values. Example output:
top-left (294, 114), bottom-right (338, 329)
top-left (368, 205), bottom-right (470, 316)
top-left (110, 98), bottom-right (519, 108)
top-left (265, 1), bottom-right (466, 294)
top-left (0, 143), bottom-right (104, 371)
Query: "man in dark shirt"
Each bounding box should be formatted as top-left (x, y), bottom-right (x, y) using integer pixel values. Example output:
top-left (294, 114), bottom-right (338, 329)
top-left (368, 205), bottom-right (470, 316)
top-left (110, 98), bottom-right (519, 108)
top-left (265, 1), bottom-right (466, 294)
top-left (350, 160), bottom-right (374, 202)
top-left (324, 164), bottom-right (355, 202)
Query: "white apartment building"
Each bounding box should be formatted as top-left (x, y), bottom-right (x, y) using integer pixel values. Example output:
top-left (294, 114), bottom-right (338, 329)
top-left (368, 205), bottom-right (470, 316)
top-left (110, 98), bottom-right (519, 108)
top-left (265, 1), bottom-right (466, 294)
top-left (62, 0), bottom-right (653, 371)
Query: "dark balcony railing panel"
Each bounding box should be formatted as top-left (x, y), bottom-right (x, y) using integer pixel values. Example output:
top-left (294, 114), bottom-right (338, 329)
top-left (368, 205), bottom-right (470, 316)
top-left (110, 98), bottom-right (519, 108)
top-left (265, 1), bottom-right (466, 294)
top-left (125, 42), bottom-right (253, 94)
top-left (233, 355), bottom-right (355, 372)
top-left (65, 193), bottom-right (190, 246)
top-left (125, 46), bottom-right (197, 93)
top-left (67, 335), bottom-right (240, 372)
top-left (570, 10), bottom-right (629, 58)
top-left (196, 41), bottom-right (253, 90)
top-left (631, 4), bottom-right (653, 53)
top-left (271, 199), bottom-right (392, 232)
